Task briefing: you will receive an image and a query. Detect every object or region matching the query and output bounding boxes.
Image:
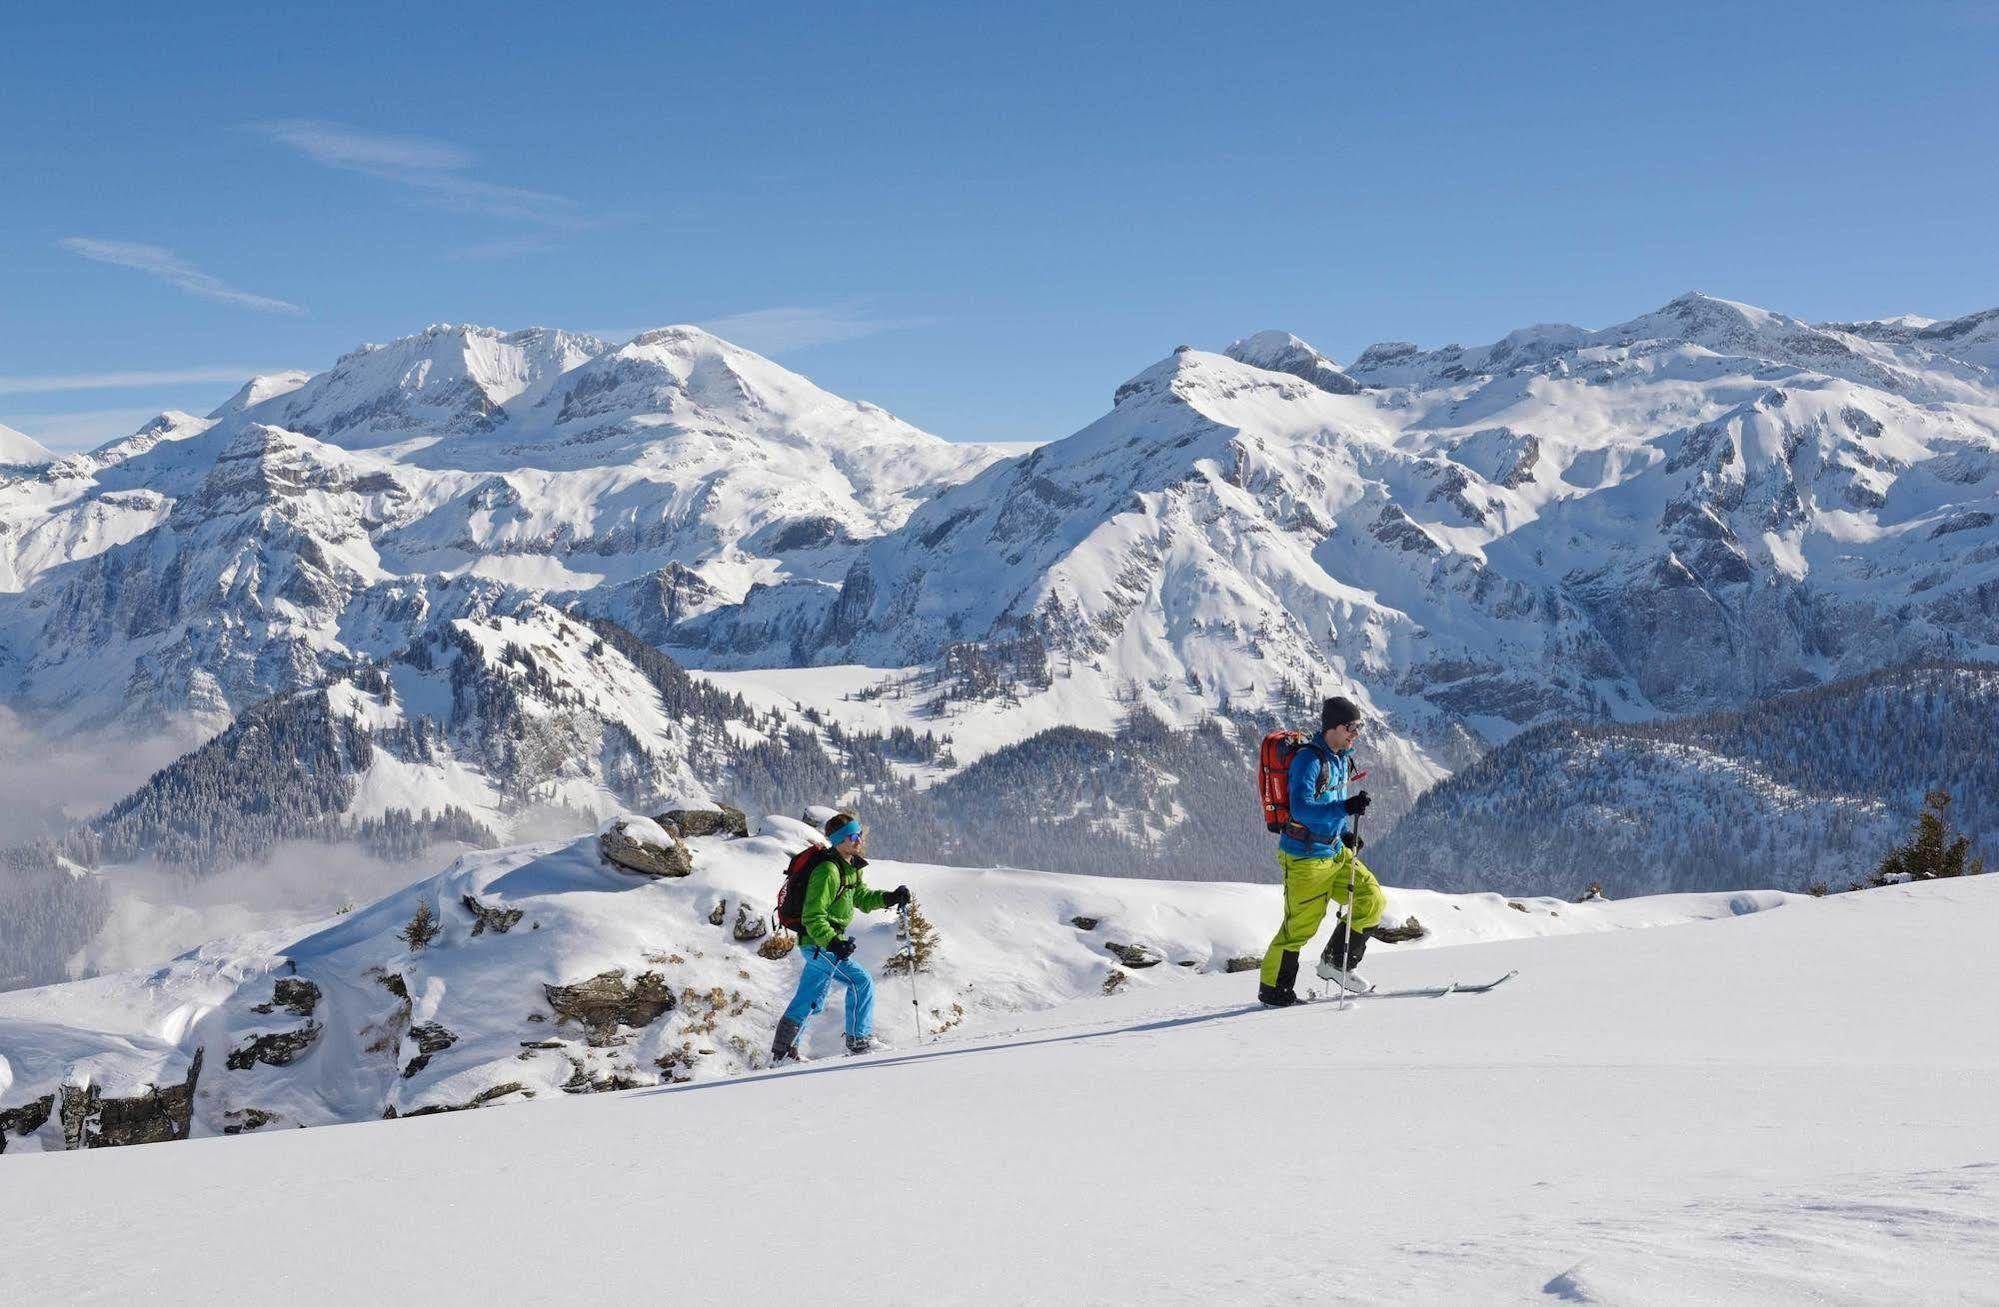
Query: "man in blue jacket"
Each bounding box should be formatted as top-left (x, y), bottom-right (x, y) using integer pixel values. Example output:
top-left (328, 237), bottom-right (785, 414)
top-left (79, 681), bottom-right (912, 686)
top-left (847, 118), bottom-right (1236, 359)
top-left (1258, 695), bottom-right (1385, 1007)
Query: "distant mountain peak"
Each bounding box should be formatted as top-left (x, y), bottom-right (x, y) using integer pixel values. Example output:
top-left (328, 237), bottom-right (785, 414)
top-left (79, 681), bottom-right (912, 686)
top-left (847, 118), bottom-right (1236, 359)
top-left (1223, 330), bottom-right (1363, 395)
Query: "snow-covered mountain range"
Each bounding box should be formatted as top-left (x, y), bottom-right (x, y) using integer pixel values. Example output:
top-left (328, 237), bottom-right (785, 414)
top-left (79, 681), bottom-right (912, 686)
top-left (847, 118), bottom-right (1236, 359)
top-left (2, 293), bottom-right (1997, 966)
top-left (680, 294), bottom-right (1999, 799)
top-left (0, 324), bottom-right (1007, 741)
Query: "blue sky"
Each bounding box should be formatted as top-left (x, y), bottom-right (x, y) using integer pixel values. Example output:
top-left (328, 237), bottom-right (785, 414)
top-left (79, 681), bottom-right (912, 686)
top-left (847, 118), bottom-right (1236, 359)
top-left (3, 1), bottom-right (1995, 451)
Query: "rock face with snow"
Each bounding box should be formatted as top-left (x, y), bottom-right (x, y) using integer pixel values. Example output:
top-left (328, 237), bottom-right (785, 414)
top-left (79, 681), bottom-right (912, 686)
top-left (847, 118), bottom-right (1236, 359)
top-left (1223, 330), bottom-right (1364, 395)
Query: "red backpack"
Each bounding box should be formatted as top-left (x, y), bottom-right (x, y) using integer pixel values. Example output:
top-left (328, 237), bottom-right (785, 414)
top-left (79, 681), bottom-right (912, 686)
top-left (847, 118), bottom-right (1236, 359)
top-left (774, 845), bottom-right (827, 934)
top-left (1259, 730), bottom-right (1315, 836)
top-left (1258, 730), bottom-right (1362, 839)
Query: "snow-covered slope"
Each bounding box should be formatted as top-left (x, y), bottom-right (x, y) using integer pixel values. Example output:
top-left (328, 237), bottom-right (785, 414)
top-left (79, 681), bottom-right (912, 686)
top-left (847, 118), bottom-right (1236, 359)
top-left (0, 422), bottom-right (54, 466)
top-left (0, 813), bottom-right (1801, 1145)
top-left (2, 847), bottom-right (1993, 1303)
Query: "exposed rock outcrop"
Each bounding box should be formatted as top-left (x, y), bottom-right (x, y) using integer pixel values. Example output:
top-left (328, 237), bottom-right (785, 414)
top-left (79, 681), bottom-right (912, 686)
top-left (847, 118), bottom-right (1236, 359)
top-left (227, 1023), bottom-right (322, 1070)
top-left (223, 1107), bottom-right (280, 1135)
top-left (1367, 917), bottom-right (1429, 944)
top-left (543, 969), bottom-right (676, 1046)
top-left (58, 1049), bottom-right (204, 1149)
top-left (403, 1081), bottom-right (528, 1117)
top-left (462, 894), bottom-right (525, 936)
top-left (600, 817), bottom-right (693, 878)
top-left (251, 977), bottom-right (321, 1017)
top-left (0, 1095), bottom-right (54, 1153)
top-left (660, 805), bottom-right (750, 839)
top-left (732, 903), bottom-right (768, 942)
top-left (1104, 941), bottom-right (1165, 969)
top-left (402, 1023), bottom-right (459, 1078)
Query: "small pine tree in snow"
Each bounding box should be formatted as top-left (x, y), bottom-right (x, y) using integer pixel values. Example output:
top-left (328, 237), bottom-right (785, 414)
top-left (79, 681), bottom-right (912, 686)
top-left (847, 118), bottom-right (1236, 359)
top-left (399, 900), bottom-right (441, 951)
top-left (881, 901), bottom-right (938, 975)
top-left (1873, 789), bottom-right (1987, 886)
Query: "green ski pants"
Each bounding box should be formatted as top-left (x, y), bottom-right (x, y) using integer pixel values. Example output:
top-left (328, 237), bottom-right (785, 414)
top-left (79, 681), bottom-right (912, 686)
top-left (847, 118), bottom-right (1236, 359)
top-left (1259, 848), bottom-right (1386, 987)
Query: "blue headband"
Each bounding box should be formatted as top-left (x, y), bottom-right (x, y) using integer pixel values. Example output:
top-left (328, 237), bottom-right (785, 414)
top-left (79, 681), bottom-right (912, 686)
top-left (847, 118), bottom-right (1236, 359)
top-left (825, 819), bottom-right (862, 847)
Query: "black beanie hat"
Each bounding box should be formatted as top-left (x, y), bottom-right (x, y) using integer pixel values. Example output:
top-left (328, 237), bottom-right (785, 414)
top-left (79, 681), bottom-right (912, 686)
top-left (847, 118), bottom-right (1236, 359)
top-left (1321, 695), bottom-right (1362, 730)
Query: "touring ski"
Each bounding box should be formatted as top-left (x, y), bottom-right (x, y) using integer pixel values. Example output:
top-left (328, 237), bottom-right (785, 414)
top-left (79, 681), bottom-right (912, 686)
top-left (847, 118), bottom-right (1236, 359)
top-left (1352, 969), bottom-right (1517, 1000)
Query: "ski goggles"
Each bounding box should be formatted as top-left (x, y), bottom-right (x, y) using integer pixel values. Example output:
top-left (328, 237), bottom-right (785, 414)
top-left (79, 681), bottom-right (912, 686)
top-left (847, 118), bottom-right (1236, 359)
top-left (825, 818), bottom-right (863, 847)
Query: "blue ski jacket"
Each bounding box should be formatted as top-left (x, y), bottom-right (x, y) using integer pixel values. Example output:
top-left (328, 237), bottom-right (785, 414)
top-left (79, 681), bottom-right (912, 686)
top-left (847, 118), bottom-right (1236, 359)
top-left (1277, 740), bottom-right (1354, 859)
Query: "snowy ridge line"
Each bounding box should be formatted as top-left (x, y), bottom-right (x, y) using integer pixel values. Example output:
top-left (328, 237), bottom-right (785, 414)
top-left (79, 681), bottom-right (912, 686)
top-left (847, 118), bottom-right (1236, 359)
top-left (0, 819), bottom-right (1808, 1153)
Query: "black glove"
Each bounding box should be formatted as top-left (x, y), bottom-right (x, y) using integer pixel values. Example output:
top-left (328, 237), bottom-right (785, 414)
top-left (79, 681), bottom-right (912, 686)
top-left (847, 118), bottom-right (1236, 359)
top-left (1341, 829), bottom-right (1365, 853)
top-left (885, 885), bottom-right (912, 909)
top-left (1343, 790), bottom-right (1373, 816)
top-left (826, 937), bottom-right (857, 962)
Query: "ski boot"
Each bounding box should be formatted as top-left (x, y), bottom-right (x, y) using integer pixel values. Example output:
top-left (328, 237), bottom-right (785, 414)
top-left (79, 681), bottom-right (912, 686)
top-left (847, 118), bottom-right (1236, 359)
top-left (1258, 950), bottom-right (1303, 1007)
top-left (769, 1017), bottom-right (804, 1064)
top-left (1315, 922), bottom-right (1372, 994)
top-left (844, 1033), bottom-right (886, 1056)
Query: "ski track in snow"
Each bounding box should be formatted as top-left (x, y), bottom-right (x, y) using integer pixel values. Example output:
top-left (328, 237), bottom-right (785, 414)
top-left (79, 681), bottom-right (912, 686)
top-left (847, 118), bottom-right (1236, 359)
top-left (2, 874), bottom-right (1995, 1304)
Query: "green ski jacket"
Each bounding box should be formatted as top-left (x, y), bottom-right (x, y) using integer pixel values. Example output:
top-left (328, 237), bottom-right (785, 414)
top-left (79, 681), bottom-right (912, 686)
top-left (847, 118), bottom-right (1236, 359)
top-left (800, 853), bottom-right (889, 949)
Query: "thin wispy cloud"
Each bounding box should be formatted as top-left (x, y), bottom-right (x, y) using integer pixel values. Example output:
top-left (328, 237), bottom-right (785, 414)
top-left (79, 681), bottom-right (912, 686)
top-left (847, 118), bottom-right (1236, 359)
top-left (58, 237), bottom-right (303, 314)
top-left (0, 365), bottom-right (265, 397)
top-left (257, 119), bottom-right (620, 242)
top-left (695, 306), bottom-right (930, 354)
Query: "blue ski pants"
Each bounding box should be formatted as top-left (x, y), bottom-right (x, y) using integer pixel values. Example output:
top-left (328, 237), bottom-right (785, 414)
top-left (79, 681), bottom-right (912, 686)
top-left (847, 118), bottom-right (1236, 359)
top-left (781, 945), bottom-right (876, 1038)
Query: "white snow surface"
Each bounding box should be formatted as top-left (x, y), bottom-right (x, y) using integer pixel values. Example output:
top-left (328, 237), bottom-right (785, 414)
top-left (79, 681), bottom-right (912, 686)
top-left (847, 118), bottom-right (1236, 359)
top-left (2, 829), bottom-right (1996, 1302)
top-left (0, 421), bottom-right (55, 465)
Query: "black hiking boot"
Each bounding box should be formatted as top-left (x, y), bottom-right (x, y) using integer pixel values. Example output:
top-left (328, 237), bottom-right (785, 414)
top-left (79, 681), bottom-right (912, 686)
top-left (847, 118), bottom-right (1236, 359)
top-left (1259, 950), bottom-right (1304, 1006)
top-left (1257, 983), bottom-right (1302, 1008)
top-left (769, 1017), bottom-right (803, 1064)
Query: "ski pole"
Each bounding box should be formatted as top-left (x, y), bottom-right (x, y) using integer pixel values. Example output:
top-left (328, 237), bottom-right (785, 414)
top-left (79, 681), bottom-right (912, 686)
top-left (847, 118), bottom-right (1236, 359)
top-left (898, 901), bottom-right (923, 1044)
top-left (1341, 813), bottom-right (1361, 1012)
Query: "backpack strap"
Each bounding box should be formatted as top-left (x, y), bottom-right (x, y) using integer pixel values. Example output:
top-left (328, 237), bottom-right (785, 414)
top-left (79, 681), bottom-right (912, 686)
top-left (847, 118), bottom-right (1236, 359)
top-left (1284, 740), bottom-right (1340, 844)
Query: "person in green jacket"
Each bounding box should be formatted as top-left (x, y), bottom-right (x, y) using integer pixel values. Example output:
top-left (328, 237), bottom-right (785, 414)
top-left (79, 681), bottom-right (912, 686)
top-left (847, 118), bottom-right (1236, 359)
top-left (770, 812), bottom-right (910, 1060)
